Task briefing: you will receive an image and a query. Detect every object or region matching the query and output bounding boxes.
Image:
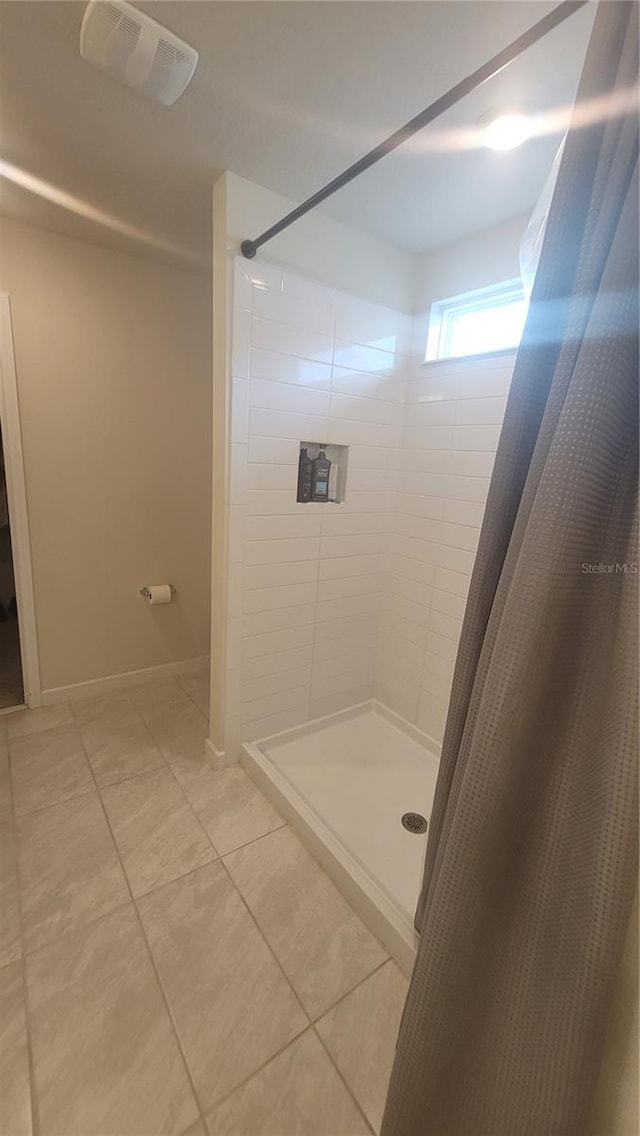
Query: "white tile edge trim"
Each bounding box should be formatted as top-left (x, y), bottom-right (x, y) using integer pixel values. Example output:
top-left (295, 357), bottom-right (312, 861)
top-left (205, 736), bottom-right (227, 769)
top-left (41, 655), bottom-right (210, 705)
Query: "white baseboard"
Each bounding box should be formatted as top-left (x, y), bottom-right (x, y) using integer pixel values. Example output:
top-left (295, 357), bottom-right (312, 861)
top-left (41, 656), bottom-right (210, 705)
top-left (205, 737), bottom-right (226, 769)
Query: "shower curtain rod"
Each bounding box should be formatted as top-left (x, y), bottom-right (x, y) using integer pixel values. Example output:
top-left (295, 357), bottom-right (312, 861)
top-left (241, 0), bottom-right (588, 260)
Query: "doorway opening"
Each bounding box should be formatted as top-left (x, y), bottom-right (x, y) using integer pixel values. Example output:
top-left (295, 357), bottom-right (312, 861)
top-left (0, 431), bottom-right (23, 708)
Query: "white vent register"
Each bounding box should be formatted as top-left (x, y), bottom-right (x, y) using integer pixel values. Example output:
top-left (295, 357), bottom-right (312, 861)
top-left (80, 0), bottom-right (198, 106)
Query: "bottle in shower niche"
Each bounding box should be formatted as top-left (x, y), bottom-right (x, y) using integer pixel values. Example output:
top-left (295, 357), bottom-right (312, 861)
top-left (297, 446), bottom-right (313, 503)
top-left (311, 448), bottom-right (331, 502)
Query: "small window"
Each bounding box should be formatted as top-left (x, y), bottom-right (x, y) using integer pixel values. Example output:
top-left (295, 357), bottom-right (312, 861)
top-left (426, 279), bottom-right (528, 362)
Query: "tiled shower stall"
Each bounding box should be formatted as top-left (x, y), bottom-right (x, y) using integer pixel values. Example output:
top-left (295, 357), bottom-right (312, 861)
top-left (223, 257), bottom-right (516, 757)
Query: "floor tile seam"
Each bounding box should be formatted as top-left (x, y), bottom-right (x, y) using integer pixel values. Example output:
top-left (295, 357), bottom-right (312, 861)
top-left (92, 786), bottom-right (210, 1135)
top-left (6, 740), bottom-right (42, 1136)
top-left (311, 1022), bottom-right (377, 1136)
top-left (197, 1022), bottom-right (312, 1124)
top-left (309, 957), bottom-right (392, 1027)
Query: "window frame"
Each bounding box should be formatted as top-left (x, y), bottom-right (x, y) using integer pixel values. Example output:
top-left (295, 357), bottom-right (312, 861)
top-left (425, 278), bottom-right (527, 362)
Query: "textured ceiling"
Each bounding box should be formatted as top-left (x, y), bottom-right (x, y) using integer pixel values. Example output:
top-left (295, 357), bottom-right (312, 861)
top-left (0, 1), bottom-right (595, 267)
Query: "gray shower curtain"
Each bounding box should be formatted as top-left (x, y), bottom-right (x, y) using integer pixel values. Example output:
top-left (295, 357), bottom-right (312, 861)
top-left (382, 4), bottom-right (638, 1135)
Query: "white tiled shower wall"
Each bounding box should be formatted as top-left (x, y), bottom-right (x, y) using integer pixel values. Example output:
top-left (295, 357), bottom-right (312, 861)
top-left (225, 257), bottom-right (516, 759)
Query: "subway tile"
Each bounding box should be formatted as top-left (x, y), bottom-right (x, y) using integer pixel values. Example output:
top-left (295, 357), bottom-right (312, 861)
top-left (330, 392), bottom-right (403, 428)
top-left (384, 572), bottom-right (433, 609)
top-left (242, 666), bottom-right (312, 704)
top-left (379, 632), bottom-right (425, 672)
top-left (347, 445), bottom-right (396, 471)
top-left (328, 418), bottom-right (401, 449)
top-left (313, 631), bottom-right (379, 662)
top-left (250, 379), bottom-right (330, 418)
top-left (250, 348), bottom-right (331, 389)
top-left (320, 534), bottom-right (384, 559)
top-left (395, 493), bottom-right (443, 520)
top-left (241, 645), bottom-right (314, 680)
top-left (331, 366), bottom-right (402, 402)
top-left (426, 630), bottom-right (458, 664)
top-left (386, 553), bottom-right (437, 587)
top-left (243, 625), bottom-right (315, 660)
top-left (438, 521), bottom-right (480, 552)
top-left (435, 544), bottom-right (475, 575)
top-left (246, 464), bottom-right (297, 491)
top-left (452, 424), bottom-right (502, 451)
top-left (428, 608), bottom-right (463, 642)
top-left (457, 365), bottom-right (514, 399)
top-left (247, 263), bottom-right (283, 292)
top-left (332, 491), bottom-right (386, 513)
top-left (248, 407), bottom-right (330, 441)
top-left (409, 400), bottom-right (457, 427)
top-left (309, 685), bottom-right (374, 720)
top-left (245, 537), bottom-right (320, 565)
top-left (246, 490), bottom-right (320, 516)
top-left (316, 594), bottom-right (379, 623)
top-left (313, 614), bottom-right (379, 643)
top-left (281, 271), bottom-right (334, 306)
top-left (246, 513), bottom-right (322, 542)
top-left (442, 498), bottom-right (486, 527)
top-left (242, 604), bottom-right (316, 637)
top-left (377, 677), bottom-right (420, 724)
top-left (252, 287), bottom-right (334, 336)
top-left (318, 554), bottom-right (383, 580)
top-left (241, 685), bottom-right (311, 727)
top-left (243, 561), bottom-right (318, 589)
top-left (421, 666), bottom-right (453, 704)
top-left (422, 649), bottom-right (455, 685)
top-left (444, 450), bottom-right (496, 477)
top-left (321, 511), bottom-right (387, 537)
top-left (455, 396), bottom-right (507, 426)
top-left (380, 592), bottom-right (429, 629)
top-left (316, 573), bottom-right (380, 601)
top-left (247, 436), bottom-right (299, 465)
top-left (332, 340), bottom-right (395, 375)
top-left (391, 534), bottom-right (439, 567)
top-left (243, 582), bottom-right (317, 614)
top-left (417, 691), bottom-right (448, 741)
top-left (311, 665), bottom-right (375, 702)
top-left (408, 424), bottom-right (454, 451)
top-left (393, 514), bottom-right (441, 544)
top-left (233, 262), bottom-right (253, 311)
top-left (251, 318), bottom-right (333, 364)
top-left (379, 609), bottom-right (427, 649)
top-left (431, 587), bottom-right (467, 620)
top-left (241, 705), bottom-right (310, 742)
top-left (311, 649), bottom-right (375, 682)
top-left (433, 565), bottom-right (472, 599)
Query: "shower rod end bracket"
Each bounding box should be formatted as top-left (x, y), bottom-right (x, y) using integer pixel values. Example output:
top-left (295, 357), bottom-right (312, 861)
top-left (241, 239), bottom-right (257, 260)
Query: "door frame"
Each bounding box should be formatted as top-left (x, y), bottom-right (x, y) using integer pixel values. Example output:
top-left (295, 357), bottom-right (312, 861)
top-left (0, 294), bottom-right (42, 707)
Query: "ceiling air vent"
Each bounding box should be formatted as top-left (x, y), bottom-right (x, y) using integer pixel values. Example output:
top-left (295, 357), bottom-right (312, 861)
top-left (80, 0), bottom-right (198, 106)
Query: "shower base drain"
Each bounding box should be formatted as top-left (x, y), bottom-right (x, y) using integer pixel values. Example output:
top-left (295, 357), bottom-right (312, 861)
top-left (401, 812), bottom-right (428, 834)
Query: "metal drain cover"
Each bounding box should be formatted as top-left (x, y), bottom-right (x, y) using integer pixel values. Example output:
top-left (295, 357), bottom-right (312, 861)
top-left (401, 812), bottom-right (428, 834)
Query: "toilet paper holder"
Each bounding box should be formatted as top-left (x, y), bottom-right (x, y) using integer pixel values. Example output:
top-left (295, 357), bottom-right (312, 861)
top-left (138, 584), bottom-right (176, 600)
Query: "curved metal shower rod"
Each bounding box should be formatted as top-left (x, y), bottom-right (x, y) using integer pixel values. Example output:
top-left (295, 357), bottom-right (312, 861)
top-left (241, 0), bottom-right (588, 260)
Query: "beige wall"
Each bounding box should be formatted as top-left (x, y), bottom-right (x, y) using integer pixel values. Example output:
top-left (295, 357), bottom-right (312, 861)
top-left (414, 214), bottom-right (529, 316)
top-left (0, 217), bottom-right (212, 693)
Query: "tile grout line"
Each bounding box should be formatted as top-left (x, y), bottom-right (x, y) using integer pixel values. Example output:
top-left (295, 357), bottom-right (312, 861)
top-left (6, 734), bottom-right (43, 1136)
top-left (74, 715), bottom-right (212, 1136)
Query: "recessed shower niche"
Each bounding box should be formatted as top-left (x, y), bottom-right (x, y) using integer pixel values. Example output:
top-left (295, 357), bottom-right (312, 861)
top-left (296, 442), bottom-right (348, 504)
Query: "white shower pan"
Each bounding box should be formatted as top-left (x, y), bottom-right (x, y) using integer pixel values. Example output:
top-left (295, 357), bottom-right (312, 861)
top-left (242, 701), bottom-right (441, 974)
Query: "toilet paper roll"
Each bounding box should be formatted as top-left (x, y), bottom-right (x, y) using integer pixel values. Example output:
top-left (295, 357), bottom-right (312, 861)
top-left (146, 584), bottom-right (173, 606)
